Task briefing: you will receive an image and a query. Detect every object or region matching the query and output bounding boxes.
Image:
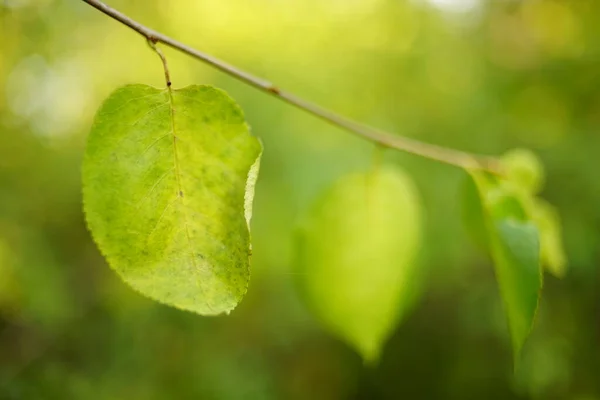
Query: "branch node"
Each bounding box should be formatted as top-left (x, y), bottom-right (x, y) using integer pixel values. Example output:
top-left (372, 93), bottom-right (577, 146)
top-left (267, 86), bottom-right (280, 95)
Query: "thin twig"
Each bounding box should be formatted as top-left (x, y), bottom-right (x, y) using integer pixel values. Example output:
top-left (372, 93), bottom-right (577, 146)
top-left (81, 0), bottom-right (503, 174)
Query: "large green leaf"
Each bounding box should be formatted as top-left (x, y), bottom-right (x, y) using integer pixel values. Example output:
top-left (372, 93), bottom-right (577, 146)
top-left (470, 172), bottom-right (542, 361)
top-left (295, 167), bottom-right (422, 363)
top-left (83, 84), bottom-right (262, 316)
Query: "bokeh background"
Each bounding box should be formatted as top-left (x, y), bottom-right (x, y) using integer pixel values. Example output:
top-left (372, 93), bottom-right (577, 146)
top-left (1, 0), bottom-right (599, 398)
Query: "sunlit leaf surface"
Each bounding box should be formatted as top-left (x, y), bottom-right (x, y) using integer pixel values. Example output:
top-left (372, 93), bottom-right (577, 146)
top-left (83, 84), bottom-right (262, 315)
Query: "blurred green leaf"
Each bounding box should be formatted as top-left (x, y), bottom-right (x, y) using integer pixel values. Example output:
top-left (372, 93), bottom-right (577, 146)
top-left (492, 219), bottom-right (541, 361)
top-left (470, 171), bottom-right (542, 362)
top-left (501, 148), bottom-right (545, 195)
top-left (295, 166), bottom-right (422, 363)
top-left (82, 84), bottom-right (262, 316)
top-left (501, 148), bottom-right (567, 277)
top-left (529, 198), bottom-right (567, 278)
top-left (467, 148), bottom-right (567, 278)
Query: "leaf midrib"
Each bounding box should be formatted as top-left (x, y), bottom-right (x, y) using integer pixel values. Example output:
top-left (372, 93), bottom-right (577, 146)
top-left (167, 89), bottom-right (214, 312)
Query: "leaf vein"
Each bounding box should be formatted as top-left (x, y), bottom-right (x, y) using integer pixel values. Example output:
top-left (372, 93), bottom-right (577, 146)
top-left (168, 89), bottom-right (215, 312)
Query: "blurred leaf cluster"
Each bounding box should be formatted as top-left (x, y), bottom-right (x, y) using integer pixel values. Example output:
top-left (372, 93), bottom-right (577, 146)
top-left (1, 0), bottom-right (599, 399)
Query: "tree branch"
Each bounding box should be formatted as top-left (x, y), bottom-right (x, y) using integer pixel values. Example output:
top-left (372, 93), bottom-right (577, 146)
top-left (82, 0), bottom-right (503, 174)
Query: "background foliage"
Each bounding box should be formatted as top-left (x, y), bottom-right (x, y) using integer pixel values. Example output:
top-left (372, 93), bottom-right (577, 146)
top-left (1, 0), bottom-right (599, 398)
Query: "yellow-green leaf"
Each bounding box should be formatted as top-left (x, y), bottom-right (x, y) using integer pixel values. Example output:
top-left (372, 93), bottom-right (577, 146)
top-left (466, 148), bottom-right (567, 278)
top-left (295, 167), bottom-right (422, 363)
top-left (83, 84), bottom-right (262, 316)
top-left (501, 148), bottom-right (545, 194)
top-left (530, 198), bottom-right (567, 278)
top-left (500, 148), bottom-right (567, 277)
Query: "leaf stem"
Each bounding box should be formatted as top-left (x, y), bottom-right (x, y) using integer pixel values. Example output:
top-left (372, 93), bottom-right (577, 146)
top-left (147, 39), bottom-right (171, 87)
top-left (81, 0), bottom-right (503, 174)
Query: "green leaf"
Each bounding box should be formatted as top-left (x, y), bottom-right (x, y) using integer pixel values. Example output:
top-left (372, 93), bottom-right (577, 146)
top-left (501, 148), bottom-right (567, 277)
top-left (470, 171), bottom-right (542, 361)
top-left (295, 166), bottom-right (422, 363)
top-left (465, 148), bottom-right (567, 278)
top-left (83, 84), bottom-right (262, 316)
top-left (492, 219), bottom-right (541, 360)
